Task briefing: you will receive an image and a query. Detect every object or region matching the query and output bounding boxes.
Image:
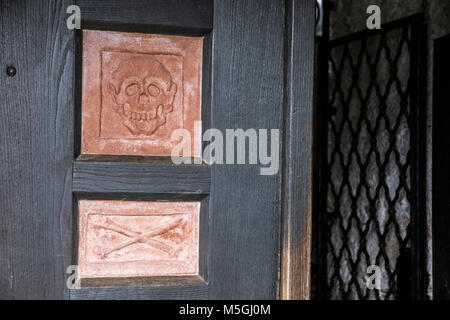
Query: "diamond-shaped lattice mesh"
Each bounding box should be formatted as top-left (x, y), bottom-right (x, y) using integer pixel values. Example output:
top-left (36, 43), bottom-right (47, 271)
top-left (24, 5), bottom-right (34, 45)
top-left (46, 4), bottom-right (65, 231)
top-left (324, 25), bottom-right (415, 300)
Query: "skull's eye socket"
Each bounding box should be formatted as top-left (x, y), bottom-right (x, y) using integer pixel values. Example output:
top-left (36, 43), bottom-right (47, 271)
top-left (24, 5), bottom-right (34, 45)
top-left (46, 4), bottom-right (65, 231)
top-left (125, 83), bottom-right (139, 96)
top-left (147, 84), bottom-right (160, 97)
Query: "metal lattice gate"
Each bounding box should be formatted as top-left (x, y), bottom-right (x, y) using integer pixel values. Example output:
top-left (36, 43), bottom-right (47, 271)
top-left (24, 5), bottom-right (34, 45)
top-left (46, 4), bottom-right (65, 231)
top-left (315, 15), bottom-right (427, 300)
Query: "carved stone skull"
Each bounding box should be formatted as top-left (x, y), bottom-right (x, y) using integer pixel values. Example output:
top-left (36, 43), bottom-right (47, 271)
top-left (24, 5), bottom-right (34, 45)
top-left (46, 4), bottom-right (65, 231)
top-left (108, 56), bottom-right (177, 136)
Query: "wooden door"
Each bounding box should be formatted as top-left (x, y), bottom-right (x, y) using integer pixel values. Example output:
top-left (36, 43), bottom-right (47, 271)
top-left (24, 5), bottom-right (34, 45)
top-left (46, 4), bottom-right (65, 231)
top-left (0, 0), bottom-right (314, 300)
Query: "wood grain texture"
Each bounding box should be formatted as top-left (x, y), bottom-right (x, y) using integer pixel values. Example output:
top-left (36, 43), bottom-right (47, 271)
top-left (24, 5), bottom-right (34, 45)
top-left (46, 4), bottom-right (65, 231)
top-left (79, 275), bottom-right (206, 287)
top-left (280, 0), bottom-right (315, 300)
top-left (70, 283), bottom-right (209, 300)
top-left (73, 162), bottom-right (210, 194)
top-left (0, 0), bottom-right (315, 300)
top-left (0, 0), bottom-right (74, 299)
top-left (76, 0), bottom-right (213, 35)
top-left (208, 0), bottom-right (285, 299)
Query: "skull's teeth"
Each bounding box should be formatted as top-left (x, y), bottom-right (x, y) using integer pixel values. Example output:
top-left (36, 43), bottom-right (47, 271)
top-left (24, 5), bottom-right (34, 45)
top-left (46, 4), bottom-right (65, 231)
top-left (129, 112), bottom-right (156, 122)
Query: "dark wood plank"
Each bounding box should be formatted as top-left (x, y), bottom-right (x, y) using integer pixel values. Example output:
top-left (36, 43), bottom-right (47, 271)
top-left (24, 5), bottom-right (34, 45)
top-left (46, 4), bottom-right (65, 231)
top-left (70, 284), bottom-right (209, 300)
top-left (0, 0), bottom-right (74, 299)
top-left (76, 0), bottom-right (213, 35)
top-left (80, 275), bottom-right (206, 287)
top-left (73, 162), bottom-right (210, 194)
top-left (209, 0), bottom-right (285, 299)
top-left (432, 34), bottom-right (450, 300)
top-left (280, 0), bottom-right (315, 300)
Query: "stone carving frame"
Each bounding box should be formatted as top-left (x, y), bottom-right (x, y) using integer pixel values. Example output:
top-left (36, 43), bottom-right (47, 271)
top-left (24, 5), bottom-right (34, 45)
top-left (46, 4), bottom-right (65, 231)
top-left (74, 197), bottom-right (209, 287)
top-left (80, 30), bottom-right (203, 157)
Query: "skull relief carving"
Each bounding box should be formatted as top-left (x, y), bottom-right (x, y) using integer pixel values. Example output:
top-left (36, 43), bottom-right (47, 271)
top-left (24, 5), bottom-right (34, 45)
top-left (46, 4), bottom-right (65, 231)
top-left (81, 30), bottom-right (202, 156)
top-left (108, 56), bottom-right (178, 136)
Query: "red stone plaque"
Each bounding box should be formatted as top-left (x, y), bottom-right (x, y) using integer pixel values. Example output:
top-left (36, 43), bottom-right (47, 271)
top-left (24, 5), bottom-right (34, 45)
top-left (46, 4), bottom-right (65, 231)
top-left (81, 30), bottom-right (203, 156)
top-left (77, 200), bottom-right (200, 279)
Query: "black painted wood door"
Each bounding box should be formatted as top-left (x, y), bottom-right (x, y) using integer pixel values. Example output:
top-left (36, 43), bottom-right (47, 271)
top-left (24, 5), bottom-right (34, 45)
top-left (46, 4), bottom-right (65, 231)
top-left (0, 0), bottom-right (314, 299)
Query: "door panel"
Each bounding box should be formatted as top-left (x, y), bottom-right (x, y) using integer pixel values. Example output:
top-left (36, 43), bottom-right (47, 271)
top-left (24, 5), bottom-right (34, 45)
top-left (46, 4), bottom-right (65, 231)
top-left (0, 0), bottom-right (314, 300)
top-left (72, 0), bottom-right (212, 300)
top-left (209, 0), bottom-right (285, 299)
top-left (0, 0), bottom-right (74, 299)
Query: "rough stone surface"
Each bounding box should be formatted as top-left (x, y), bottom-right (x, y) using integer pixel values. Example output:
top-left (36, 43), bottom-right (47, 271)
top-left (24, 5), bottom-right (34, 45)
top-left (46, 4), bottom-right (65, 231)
top-left (77, 200), bottom-right (200, 279)
top-left (329, 0), bottom-right (423, 39)
top-left (81, 30), bottom-right (203, 157)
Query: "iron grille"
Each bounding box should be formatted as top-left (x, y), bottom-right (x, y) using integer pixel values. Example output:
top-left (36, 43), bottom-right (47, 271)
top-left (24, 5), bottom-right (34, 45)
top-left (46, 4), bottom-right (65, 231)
top-left (316, 15), bottom-right (426, 300)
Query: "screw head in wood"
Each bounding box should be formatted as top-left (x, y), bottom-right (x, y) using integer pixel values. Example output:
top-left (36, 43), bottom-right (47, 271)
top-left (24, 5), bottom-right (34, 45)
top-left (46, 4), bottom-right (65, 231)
top-left (6, 66), bottom-right (16, 77)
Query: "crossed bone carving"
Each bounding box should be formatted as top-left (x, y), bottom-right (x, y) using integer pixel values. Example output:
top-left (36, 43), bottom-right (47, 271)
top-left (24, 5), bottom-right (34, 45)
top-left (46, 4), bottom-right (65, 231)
top-left (93, 217), bottom-right (183, 259)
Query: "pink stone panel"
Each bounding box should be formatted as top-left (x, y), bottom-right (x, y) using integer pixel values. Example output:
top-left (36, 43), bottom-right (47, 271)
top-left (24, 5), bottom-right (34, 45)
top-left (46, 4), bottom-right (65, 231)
top-left (77, 200), bottom-right (200, 279)
top-left (81, 30), bottom-right (203, 156)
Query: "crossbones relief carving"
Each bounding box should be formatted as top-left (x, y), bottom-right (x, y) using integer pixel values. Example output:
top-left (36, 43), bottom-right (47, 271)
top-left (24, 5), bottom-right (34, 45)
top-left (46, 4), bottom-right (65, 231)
top-left (108, 56), bottom-right (178, 136)
top-left (93, 217), bottom-right (184, 259)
